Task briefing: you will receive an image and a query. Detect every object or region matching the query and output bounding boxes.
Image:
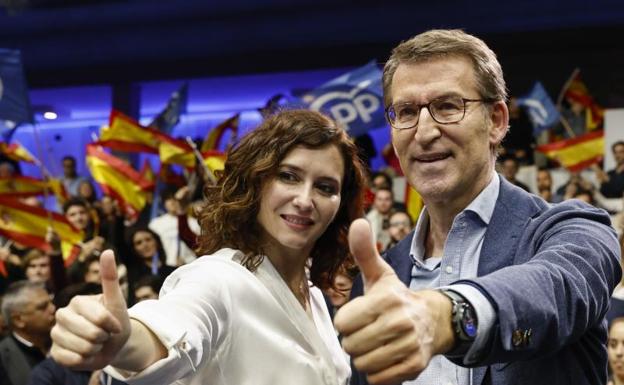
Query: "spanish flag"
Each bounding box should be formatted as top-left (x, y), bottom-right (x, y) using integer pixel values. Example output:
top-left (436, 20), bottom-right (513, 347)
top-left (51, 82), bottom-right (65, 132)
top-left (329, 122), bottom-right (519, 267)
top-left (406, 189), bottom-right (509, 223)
top-left (201, 150), bottom-right (226, 174)
top-left (0, 141), bottom-right (36, 163)
top-left (0, 197), bottom-right (84, 266)
top-left (0, 176), bottom-right (68, 204)
top-left (405, 185), bottom-right (423, 223)
top-left (158, 134), bottom-right (196, 169)
top-left (200, 113), bottom-right (239, 152)
top-left (99, 110), bottom-right (161, 154)
top-left (86, 144), bottom-right (155, 220)
top-left (536, 130), bottom-right (604, 171)
top-left (563, 71), bottom-right (604, 130)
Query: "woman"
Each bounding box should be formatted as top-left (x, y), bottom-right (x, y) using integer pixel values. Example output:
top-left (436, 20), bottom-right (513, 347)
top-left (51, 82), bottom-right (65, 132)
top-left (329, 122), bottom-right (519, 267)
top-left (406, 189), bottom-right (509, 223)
top-left (124, 227), bottom-right (175, 303)
top-left (50, 109), bottom-right (366, 385)
top-left (609, 317), bottom-right (624, 385)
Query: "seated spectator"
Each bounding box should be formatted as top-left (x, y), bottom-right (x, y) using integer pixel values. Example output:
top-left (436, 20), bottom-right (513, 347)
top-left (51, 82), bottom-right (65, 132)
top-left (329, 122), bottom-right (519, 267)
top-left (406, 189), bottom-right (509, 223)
top-left (0, 281), bottom-right (55, 385)
top-left (596, 141), bottom-right (624, 199)
top-left (499, 155), bottom-right (530, 192)
top-left (387, 210), bottom-right (413, 249)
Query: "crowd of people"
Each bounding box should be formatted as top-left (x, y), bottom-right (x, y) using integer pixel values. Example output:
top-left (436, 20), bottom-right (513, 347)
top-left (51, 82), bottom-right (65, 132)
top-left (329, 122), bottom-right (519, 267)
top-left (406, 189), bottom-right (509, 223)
top-left (0, 28), bottom-right (621, 385)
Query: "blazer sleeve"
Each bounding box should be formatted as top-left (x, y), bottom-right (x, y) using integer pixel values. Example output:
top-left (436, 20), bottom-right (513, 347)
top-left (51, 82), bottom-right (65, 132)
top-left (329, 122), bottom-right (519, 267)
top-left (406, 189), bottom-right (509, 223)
top-left (456, 202), bottom-right (621, 365)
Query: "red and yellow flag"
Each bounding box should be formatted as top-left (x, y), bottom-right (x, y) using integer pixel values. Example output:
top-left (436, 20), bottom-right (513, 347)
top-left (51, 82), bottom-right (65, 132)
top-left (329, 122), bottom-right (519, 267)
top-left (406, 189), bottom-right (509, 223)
top-left (200, 113), bottom-right (239, 152)
top-left (0, 197), bottom-right (84, 266)
top-left (99, 110), bottom-right (161, 154)
top-left (405, 185), bottom-right (423, 223)
top-left (0, 176), bottom-right (68, 204)
top-left (0, 142), bottom-right (36, 163)
top-left (563, 72), bottom-right (604, 130)
top-left (158, 134), bottom-right (196, 169)
top-left (86, 144), bottom-right (155, 220)
top-left (201, 150), bottom-right (226, 174)
top-left (537, 130), bottom-right (604, 171)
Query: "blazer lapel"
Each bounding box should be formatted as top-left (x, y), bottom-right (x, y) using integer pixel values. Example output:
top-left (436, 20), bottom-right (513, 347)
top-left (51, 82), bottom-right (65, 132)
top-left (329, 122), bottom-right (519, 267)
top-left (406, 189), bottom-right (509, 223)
top-left (385, 232), bottom-right (414, 286)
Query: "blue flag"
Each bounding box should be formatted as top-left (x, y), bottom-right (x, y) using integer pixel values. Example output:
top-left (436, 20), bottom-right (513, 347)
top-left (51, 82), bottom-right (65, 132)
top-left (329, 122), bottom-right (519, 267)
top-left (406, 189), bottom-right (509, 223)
top-left (298, 61), bottom-right (386, 137)
top-left (516, 81), bottom-right (560, 136)
top-left (0, 49), bottom-right (33, 139)
top-left (149, 83), bottom-right (188, 135)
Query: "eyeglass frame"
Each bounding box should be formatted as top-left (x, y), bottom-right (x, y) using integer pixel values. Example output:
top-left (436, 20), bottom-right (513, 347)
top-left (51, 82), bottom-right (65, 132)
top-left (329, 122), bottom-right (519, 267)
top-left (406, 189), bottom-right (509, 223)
top-left (385, 95), bottom-right (497, 130)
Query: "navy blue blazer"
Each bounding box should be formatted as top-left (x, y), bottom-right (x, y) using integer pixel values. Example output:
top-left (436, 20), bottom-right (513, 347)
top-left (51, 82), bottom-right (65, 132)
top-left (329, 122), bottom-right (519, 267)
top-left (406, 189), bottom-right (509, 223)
top-left (350, 177), bottom-right (621, 385)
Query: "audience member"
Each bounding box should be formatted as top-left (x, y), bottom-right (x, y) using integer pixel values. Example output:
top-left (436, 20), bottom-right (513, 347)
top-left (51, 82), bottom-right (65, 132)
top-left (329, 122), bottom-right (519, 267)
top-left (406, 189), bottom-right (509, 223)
top-left (365, 187), bottom-right (394, 251)
top-left (60, 156), bottom-right (88, 197)
top-left (387, 210), bottom-right (413, 248)
top-left (609, 318), bottom-right (624, 385)
top-left (132, 275), bottom-right (162, 304)
top-left (499, 155), bottom-right (530, 192)
top-left (596, 141), bottom-right (624, 198)
top-left (0, 281), bottom-right (55, 385)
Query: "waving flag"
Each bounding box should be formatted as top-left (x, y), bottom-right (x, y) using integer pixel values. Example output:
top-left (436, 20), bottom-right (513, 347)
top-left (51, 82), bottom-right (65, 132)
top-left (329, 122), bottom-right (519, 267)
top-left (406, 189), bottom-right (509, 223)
top-left (99, 110), bottom-right (160, 154)
top-left (149, 83), bottom-right (188, 134)
top-left (201, 150), bottom-right (226, 174)
top-left (158, 134), bottom-right (196, 168)
top-left (201, 113), bottom-right (240, 152)
top-left (0, 50), bottom-right (33, 140)
top-left (0, 196), bottom-right (83, 265)
top-left (0, 175), bottom-right (67, 203)
top-left (0, 141), bottom-right (36, 163)
top-left (536, 130), bottom-right (604, 171)
top-left (86, 144), bottom-right (154, 220)
top-left (517, 82), bottom-right (561, 136)
top-left (298, 61), bottom-right (385, 137)
top-left (559, 69), bottom-right (604, 131)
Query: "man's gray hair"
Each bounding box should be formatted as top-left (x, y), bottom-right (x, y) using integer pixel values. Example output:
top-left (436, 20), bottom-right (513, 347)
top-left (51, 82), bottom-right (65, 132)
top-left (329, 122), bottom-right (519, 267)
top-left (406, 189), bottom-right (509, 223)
top-left (1, 280), bottom-right (45, 328)
top-left (382, 29), bottom-right (508, 107)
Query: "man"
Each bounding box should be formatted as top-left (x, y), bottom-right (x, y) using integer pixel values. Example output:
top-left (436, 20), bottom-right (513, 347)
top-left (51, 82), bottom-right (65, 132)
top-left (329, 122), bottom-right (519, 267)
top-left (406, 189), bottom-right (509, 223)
top-left (0, 281), bottom-right (56, 385)
top-left (335, 29), bottom-right (620, 385)
top-left (60, 156), bottom-right (87, 197)
top-left (366, 187), bottom-right (394, 251)
top-left (596, 141), bottom-right (624, 198)
top-left (499, 156), bottom-right (530, 192)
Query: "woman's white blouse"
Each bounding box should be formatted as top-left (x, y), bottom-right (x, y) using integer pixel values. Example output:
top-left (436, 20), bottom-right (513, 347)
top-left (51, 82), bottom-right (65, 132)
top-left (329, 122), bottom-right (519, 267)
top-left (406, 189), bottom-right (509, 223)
top-left (105, 248), bottom-right (351, 385)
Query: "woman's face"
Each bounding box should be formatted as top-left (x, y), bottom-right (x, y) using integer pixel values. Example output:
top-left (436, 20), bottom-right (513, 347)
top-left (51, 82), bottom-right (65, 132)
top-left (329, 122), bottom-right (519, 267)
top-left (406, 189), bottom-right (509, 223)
top-left (257, 144), bottom-right (344, 260)
top-left (65, 205), bottom-right (90, 231)
top-left (388, 212), bottom-right (412, 242)
top-left (133, 231), bottom-right (158, 260)
top-left (325, 273), bottom-right (353, 308)
top-left (79, 181), bottom-right (94, 199)
top-left (609, 320), bottom-right (624, 379)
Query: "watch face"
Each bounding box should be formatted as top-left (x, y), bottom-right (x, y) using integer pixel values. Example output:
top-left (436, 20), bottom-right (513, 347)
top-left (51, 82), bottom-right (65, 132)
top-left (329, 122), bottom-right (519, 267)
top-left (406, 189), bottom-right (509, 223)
top-left (462, 307), bottom-right (478, 339)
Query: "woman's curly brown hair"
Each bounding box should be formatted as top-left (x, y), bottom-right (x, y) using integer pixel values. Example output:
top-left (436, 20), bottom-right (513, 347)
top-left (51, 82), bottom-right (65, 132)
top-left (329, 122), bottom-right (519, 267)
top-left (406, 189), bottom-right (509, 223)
top-left (196, 109), bottom-right (366, 289)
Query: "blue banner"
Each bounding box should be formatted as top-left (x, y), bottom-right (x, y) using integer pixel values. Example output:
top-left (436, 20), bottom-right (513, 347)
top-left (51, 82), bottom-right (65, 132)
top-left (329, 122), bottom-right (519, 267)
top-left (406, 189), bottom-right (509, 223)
top-left (149, 83), bottom-right (188, 135)
top-left (516, 81), bottom-right (560, 136)
top-left (298, 61), bottom-right (386, 137)
top-left (0, 49), bottom-right (33, 138)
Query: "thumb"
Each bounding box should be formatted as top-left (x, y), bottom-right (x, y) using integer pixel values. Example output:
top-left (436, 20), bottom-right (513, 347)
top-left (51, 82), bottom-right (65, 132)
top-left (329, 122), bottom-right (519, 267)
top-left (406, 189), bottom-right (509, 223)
top-left (349, 218), bottom-right (394, 287)
top-left (99, 249), bottom-right (125, 308)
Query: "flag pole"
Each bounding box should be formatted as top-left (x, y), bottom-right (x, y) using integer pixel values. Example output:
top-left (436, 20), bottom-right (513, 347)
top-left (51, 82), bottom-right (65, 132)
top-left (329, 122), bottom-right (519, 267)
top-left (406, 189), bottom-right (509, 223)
top-left (558, 114), bottom-right (576, 139)
top-left (30, 122), bottom-right (55, 226)
top-left (185, 137), bottom-right (216, 186)
top-left (556, 68), bottom-right (580, 108)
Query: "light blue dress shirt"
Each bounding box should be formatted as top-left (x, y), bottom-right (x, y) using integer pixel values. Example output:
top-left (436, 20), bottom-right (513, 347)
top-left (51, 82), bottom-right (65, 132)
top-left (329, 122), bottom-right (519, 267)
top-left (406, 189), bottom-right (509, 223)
top-left (404, 173), bottom-right (499, 385)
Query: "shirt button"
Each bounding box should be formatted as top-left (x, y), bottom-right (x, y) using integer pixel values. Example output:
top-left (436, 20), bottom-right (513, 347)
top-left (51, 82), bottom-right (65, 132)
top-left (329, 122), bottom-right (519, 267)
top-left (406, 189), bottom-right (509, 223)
top-left (445, 265), bottom-right (453, 274)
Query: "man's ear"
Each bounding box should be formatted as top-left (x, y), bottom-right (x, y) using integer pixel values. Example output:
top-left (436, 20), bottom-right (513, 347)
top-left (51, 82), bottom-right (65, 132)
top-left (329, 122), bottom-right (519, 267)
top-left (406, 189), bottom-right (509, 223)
top-left (11, 312), bottom-right (25, 329)
top-left (488, 100), bottom-right (509, 147)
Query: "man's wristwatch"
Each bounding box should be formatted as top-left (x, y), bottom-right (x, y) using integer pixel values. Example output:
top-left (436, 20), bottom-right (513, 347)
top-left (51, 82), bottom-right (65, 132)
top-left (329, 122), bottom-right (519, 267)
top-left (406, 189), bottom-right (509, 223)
top-left (438, 289), bottom-right (478, 357)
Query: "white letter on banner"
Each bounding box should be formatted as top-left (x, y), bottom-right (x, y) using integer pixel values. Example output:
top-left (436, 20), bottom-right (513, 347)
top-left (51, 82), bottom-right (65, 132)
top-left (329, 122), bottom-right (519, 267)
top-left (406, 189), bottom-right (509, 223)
top-left (353, 94), bottom-right (379, 123)
top-left (330, 103), bottom-right (358, 130)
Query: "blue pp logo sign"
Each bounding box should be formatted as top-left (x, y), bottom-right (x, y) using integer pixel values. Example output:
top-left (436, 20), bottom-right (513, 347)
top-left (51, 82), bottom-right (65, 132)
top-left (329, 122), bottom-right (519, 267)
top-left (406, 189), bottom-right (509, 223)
top-left (304, 84), bottom-right (385, 136)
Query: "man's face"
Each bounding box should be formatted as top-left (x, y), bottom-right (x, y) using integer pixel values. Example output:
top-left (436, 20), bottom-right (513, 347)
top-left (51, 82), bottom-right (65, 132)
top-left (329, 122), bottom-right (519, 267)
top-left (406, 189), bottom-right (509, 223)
top-left (614, 144), bottom-right (624, 167)
top-left (65, 205), bottom-right (90, 231)
top-left (537, 170), bottom-right (552, 191)
top-left (389, 57), bottom-right (507, 206)
top-left (62, 158), bottom-right (76, 178)
top-left (25, 256), bottom-right (51, 284)
top-left (14, 288), bottom-right (55, 336)
top-left (501, 159), bottom-right (518, 181)
top-left (373, 189), bottom-right (393, 215)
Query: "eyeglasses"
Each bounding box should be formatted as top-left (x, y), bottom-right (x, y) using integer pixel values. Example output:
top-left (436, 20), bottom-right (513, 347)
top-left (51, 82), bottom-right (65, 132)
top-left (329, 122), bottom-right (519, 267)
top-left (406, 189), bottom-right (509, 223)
top-left (385, 95), bottom-right (496, 130)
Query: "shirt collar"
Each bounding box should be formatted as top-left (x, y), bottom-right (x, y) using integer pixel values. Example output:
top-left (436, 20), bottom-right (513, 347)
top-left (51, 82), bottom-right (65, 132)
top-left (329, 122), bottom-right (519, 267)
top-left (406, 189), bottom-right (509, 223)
top-left (408, 172), bottom-right (500, 265)
top-left (12, 332), bottom-right (34, 347)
